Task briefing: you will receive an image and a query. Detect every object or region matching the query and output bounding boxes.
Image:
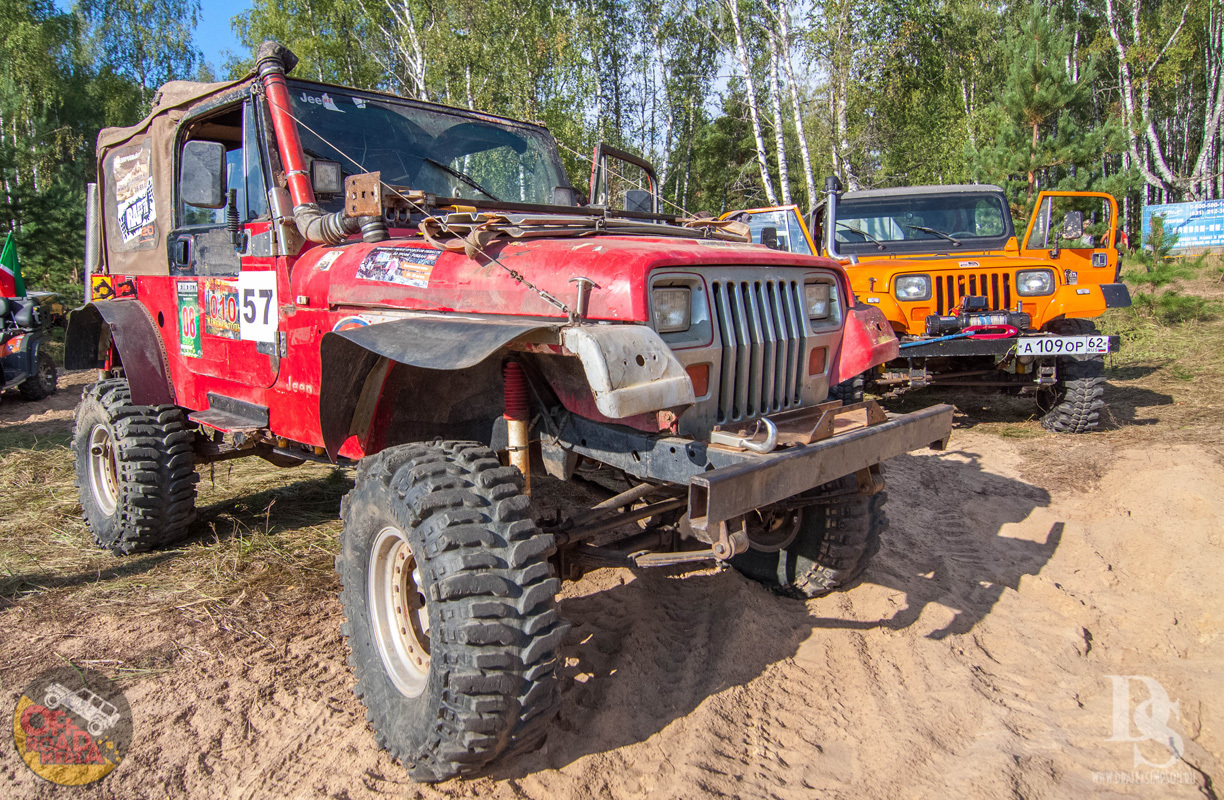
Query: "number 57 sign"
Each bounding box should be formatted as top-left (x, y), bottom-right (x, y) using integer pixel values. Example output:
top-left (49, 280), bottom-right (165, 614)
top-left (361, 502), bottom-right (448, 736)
top-left (237, 271), bottom-right (278, 343)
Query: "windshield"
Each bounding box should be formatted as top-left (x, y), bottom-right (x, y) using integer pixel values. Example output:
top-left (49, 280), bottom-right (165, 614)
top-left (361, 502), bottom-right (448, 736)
top-left (740, 209), bottom-right (813, 255)
top-left (287, 82), bottom-right (571, 208)
top-left (834, 192), bottom-right (1013, 253)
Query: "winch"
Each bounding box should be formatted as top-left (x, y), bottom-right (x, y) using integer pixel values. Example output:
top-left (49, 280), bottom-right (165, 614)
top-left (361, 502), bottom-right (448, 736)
top-left (924, 295), bottom-right (1030, 336)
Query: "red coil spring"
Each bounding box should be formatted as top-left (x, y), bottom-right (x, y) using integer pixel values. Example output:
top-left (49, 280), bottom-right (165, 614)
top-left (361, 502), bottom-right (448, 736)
top-left (503, 361), bottom-right (530, 421)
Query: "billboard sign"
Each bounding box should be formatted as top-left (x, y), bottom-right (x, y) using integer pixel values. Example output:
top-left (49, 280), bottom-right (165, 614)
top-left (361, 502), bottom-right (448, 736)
top-left (1142, 200), bottom-right (1224, 254)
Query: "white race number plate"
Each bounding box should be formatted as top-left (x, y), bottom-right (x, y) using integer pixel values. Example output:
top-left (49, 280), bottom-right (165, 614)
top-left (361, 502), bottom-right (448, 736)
top-left (1016, 335), bottom-right (1109, 356)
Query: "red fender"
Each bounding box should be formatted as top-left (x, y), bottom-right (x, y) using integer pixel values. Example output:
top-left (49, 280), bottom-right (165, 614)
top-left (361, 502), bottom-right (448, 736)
top-left (830, 303), bottom-right (899, 385)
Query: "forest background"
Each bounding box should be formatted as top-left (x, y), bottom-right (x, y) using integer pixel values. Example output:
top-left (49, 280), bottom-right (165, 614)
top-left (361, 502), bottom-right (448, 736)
top-left (1, 0), bottom-right (1220, 299)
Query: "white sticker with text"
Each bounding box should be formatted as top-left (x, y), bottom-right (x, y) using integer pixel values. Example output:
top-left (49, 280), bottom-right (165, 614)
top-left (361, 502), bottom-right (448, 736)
top-left (237, 271), bottom-right (278, 343)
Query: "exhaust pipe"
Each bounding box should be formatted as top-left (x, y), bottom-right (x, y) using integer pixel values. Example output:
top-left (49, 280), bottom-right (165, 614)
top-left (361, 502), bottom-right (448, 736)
top-left (255, 41), bottom-right (360, 245)
top-left (84, 182), bottom-right (101, 300)
top-left (824, 175), bottom-right (844, 260)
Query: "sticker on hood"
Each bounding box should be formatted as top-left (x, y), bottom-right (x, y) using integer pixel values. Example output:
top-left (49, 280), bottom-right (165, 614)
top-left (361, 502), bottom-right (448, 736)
top-left (356, 246), bottom-right (441, 288)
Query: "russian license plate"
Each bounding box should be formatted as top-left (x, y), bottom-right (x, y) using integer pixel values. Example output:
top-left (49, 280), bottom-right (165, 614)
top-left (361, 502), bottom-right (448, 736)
top-left (1016, 335), bottom-right (1110, 356)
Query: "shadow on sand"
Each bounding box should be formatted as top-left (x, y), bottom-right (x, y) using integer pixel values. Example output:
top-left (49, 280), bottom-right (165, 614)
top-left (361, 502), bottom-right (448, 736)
top-left (494, 446), bottom-right (1058, 777)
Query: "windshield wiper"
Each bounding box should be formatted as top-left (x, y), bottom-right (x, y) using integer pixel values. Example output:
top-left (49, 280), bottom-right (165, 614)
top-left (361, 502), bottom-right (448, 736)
top-left (423, 157), bottom-right (500, 201)
top-left (904, 224), bottom-right (960, 245)
top-left (836, 222), bottom-right (886, 248)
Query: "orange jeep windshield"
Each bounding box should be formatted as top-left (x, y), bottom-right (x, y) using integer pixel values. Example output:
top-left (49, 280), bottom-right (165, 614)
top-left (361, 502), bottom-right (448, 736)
top-left (742, 209), bottom-right (813, 254)
top-left (835, 191), bottom-right (1014, 254)
top-left (287, 81), bottom-right (570, 208)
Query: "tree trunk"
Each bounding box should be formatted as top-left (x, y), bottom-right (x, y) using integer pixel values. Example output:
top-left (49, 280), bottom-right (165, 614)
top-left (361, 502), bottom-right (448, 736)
top-left (1104, 0), bottom-right (1192, 196)
top-left (767, 37), bottom-right (792, 205)
top-left (728, 0), bottom-right (778, 204)
top-left (777, 0), bottom-right (815, 209)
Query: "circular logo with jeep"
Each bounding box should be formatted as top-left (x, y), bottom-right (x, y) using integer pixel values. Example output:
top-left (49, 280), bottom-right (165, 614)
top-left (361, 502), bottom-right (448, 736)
top-left (11, 666), bottom-right (132, 786)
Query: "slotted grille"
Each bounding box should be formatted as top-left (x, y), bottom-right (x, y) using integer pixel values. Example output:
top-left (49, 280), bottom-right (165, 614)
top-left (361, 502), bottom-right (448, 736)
top-left (710, 279), bottom-right (808, 424)
top-left (934, 272), bottom-right (1012, 315)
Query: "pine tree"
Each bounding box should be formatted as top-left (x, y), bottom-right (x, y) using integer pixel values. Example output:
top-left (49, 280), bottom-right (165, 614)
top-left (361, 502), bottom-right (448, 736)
top-left (970, 3), bottom-right (1114, 218)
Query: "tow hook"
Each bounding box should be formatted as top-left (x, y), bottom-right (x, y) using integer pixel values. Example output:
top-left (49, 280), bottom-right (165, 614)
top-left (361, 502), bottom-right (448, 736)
top-left (710, 417), bottom-right (779, 454)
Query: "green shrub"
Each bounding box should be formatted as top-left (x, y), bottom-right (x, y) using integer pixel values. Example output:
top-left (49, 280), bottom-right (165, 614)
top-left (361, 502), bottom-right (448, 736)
top-left (1131, 290), bottom-right (1220, 324)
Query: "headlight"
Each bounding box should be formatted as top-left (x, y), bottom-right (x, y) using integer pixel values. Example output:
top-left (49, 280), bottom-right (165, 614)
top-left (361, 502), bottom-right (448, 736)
top-left (1016, 269), bottom-right (1055, 296)
top-left (804, 282), bottom-right (832, 319)
top-left (894, 275), bottom-right (931, 301)
top-left (652, 287), bottom-right (691, 332)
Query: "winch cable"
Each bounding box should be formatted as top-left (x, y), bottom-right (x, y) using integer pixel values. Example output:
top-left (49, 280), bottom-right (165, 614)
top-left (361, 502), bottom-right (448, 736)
top-left (260, 86), bottom-right (572, 316)
top-left (899, 332), bottom-right (972, 348)
top-left (553, 138), bottom-right (694, 219)
top-left (899, 325), bottom-right (1021, 348)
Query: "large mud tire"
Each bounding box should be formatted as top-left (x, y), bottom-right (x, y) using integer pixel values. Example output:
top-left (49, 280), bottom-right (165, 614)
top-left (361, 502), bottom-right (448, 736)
top-left (1038, 319), bottom-right (1106, 434)
top-left (731, 473), bottom-right (887, 598)
top-left (72, 379), bottom-right (198, 554)
top-left (828, 375), bottom-right (865, 404)
top-left (19, 349), bottom-right (57, 400)
top-left (337, 441), bottom-right (564, 782)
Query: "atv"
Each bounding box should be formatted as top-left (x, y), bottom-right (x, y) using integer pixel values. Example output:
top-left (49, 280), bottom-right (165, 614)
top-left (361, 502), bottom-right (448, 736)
top-left (0, 291), bottom-right (61, 403)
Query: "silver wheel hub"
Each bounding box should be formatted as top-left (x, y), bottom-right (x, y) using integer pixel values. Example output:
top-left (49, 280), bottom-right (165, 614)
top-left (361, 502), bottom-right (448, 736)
top-left (88, 424), bottom-right (119, 516)
top-left (368, 526), bottom-right (431, 697)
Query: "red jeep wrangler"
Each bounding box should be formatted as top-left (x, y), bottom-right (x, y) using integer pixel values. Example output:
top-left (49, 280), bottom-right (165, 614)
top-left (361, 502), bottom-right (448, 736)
top-left (66, 42), bottom-right (952, 780)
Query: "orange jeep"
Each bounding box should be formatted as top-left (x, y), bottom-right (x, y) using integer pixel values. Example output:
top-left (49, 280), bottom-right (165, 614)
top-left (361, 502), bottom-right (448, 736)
top-left (726, 180), bottom-right (1130, 433)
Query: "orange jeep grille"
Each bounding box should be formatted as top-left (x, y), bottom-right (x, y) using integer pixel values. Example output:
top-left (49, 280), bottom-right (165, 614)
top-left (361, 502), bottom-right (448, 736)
top-left (934, 272), bottom-right (1013, 315)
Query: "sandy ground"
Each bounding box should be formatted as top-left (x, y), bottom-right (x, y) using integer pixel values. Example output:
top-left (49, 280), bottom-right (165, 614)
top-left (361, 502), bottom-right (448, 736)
top-left (1, 370), bottom-right (1221, 798)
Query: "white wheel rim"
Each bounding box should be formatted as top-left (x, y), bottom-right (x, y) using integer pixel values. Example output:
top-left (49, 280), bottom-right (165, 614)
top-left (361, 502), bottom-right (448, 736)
top-left (88, 424), bottom-right (119, 516)
top-left (368, 526), bottom-right (431, 697)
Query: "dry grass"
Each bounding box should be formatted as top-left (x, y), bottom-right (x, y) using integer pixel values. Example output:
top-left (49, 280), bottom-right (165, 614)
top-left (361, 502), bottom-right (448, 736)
top-left (0, 424), bottom-right (351, 632)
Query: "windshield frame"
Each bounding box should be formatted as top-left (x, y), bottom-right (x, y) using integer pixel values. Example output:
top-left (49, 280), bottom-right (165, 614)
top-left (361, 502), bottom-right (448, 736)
top-left (285, 78), bottom-right (574, 209)
top-left (833, 190), bottom-right (1016, 256)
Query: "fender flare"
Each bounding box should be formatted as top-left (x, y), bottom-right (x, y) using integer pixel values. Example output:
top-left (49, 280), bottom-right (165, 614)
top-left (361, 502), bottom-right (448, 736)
top-left (319, 317), bottom-right (556, 459)
top-left (65, 300), bottom-right (175, 405)
top-left (830, 303), bottom-right (900, 385)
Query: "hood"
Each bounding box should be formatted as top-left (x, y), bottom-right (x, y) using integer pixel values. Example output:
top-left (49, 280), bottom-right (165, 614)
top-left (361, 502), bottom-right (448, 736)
top-left (291, 233), bottom-right (844, 321)
top-left (844, 252), bottom-right (1057, 282)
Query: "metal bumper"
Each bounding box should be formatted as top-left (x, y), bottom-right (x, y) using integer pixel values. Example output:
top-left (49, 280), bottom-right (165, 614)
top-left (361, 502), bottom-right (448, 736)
top-left (895, 334), bottom-right (1121, 359)
top-left (549, 403), bottom-right (954, 534)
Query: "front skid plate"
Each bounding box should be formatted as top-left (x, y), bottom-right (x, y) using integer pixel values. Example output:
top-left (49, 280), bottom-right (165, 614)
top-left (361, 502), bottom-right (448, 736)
top-left (551, 404), bottom-right (954, 533)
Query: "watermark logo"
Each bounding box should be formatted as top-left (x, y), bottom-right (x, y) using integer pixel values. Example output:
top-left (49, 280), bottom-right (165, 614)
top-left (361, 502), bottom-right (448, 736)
top-left (1106, 675), bottom-right (1183, 769)
top-left (11, 666), bottom-right (132, 786)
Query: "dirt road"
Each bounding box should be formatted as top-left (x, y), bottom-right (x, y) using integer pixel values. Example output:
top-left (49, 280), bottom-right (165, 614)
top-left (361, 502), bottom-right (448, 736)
top-left (2, 368), bottom-right (1221, 798)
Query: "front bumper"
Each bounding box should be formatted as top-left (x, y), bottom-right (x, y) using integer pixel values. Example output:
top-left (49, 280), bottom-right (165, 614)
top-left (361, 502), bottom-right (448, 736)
top-left (549, 403), bottom-right (954, 533)
top-left (895, 333), bottom-right (1121, 359)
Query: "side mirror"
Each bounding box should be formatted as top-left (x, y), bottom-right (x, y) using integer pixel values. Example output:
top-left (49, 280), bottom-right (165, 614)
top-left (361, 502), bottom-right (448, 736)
top-left (552, 186), bottom-right (577, 206)
top-left (624, 189), bottom-right (652, 213)
top-left (181, 140), bottom-right (227, 209)
top-left (588, 142), bottom-right (660, 214)
top-left (1061, 210), bottom-right (1084, 241)
top-left (761, 226), bottom-right (780, 250)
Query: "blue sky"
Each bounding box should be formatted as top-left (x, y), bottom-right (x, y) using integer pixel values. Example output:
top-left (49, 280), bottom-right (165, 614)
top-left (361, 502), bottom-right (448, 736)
top-left (53, 0), bottom-right (251, 75)
top-left (195, 0), bottom-right (251, 73)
